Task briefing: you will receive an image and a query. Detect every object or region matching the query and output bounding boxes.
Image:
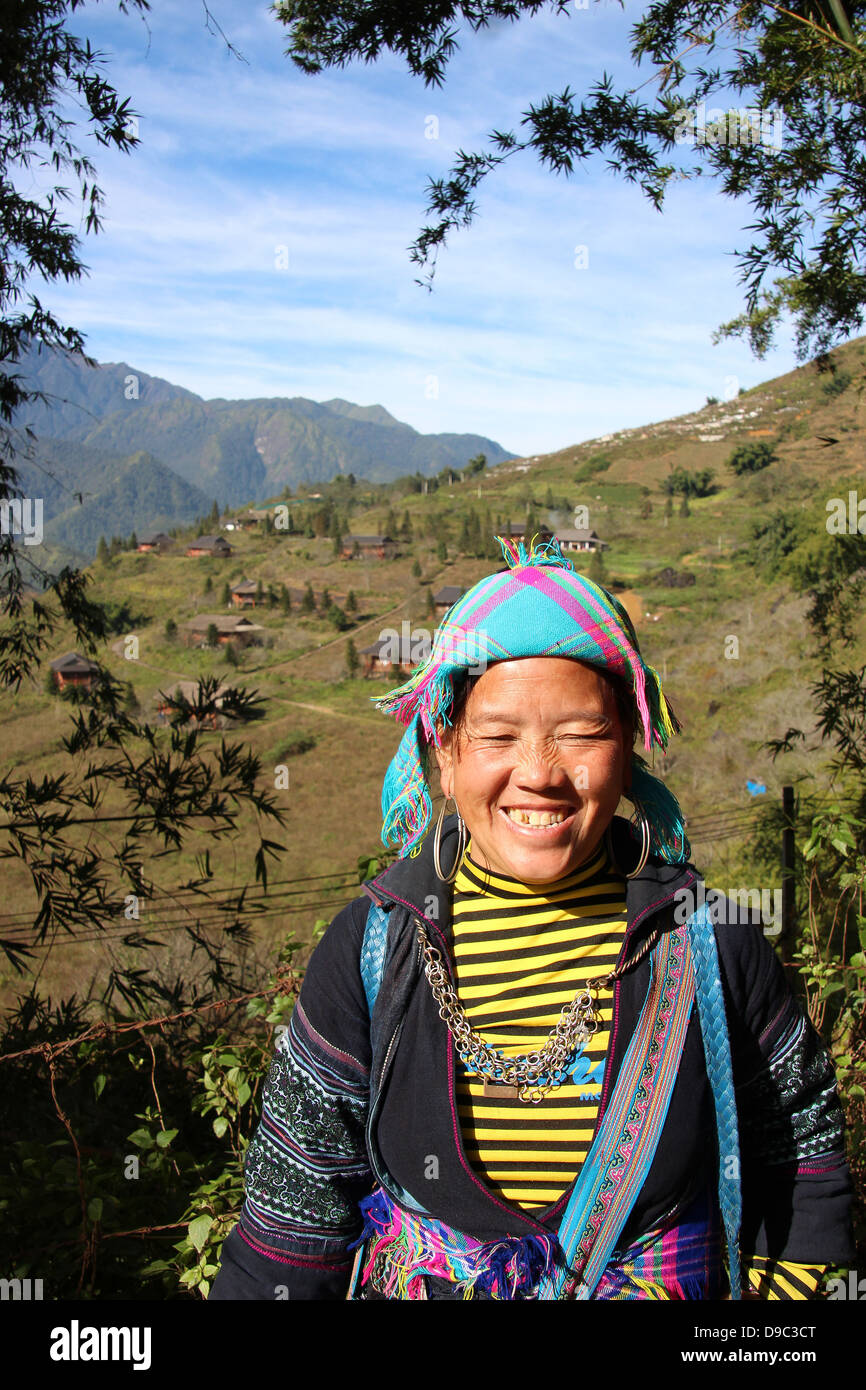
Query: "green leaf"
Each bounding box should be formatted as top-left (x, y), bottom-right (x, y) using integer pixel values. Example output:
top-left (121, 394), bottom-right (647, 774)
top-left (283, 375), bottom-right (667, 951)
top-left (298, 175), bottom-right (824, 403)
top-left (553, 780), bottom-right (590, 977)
top-left (237, 1081), bottom-right (251, 1106)
top-left (212, 1116), bottom-right (229, 1139)
top-left (819, 982), bottom-right (845, 1000)
top-left (127, 1127), bottom-right (155, 1150)
top-left (93, 1073), bottom-right (107, 1099)
top-left (156, 1128), bottom-right (178, 1148)
top-left (850, 952), bottom-right (865, 970)
top-left (188, 1215), bottom-right (213, 1252)
top-left (87, 1197), bottom-right (103, 1223)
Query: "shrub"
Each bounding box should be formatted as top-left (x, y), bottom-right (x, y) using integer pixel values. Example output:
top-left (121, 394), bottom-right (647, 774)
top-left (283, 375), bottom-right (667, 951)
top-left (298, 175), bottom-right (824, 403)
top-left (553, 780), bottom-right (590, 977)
top-left (728, 441), bottom-right (777, 475)
top-left (821, 369), bottom-right (852, 400)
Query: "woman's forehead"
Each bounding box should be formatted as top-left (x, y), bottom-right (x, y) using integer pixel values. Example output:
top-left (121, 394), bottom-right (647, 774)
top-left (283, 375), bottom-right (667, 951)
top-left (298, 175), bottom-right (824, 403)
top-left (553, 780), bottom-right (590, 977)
top-left (470, 657), bottom-right (612, 700)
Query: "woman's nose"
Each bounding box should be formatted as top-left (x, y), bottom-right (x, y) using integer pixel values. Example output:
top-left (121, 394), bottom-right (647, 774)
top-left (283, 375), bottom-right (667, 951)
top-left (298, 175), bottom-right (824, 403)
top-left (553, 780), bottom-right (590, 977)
top-left (514, 740), bottom-right (571, 779)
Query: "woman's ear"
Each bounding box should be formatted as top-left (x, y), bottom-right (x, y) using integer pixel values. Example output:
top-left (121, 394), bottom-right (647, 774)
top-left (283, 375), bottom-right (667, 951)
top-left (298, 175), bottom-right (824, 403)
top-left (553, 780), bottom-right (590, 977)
top-left (622, 721), bottom-right (634, 796)
top-left (433, 728), bottom-right (454, 800)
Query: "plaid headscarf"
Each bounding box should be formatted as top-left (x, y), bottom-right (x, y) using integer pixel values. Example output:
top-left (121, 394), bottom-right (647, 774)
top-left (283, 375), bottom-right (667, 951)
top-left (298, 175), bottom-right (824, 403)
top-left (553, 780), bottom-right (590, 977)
top-left (372, 534), bottom-right (690, 864)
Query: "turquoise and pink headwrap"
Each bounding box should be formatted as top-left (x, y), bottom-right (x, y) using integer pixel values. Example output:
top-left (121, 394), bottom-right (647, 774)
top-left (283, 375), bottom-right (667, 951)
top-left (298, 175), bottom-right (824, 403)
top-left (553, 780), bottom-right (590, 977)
top-left (372, 535), bottom-right (690, 864)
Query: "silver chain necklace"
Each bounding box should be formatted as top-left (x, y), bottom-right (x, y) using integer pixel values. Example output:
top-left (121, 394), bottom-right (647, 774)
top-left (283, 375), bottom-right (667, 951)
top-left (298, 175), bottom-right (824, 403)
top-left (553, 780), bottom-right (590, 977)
top-left (416, 919), bottom-right (660, 1104)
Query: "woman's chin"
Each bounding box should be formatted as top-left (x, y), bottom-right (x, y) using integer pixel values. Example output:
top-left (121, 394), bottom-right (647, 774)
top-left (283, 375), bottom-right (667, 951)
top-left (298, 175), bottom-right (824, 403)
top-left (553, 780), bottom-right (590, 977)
top-left (473, 809), bottom-right (601, 881)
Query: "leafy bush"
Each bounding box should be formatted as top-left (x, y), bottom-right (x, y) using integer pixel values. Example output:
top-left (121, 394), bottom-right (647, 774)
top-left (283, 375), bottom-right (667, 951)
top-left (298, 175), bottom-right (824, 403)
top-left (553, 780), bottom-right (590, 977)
top-left (748, 509), bottom-right (804, 578)
top-left (821, 369), bottom-right (852, 400)
top-left (728, 441), bottom-right (777, 475)
top-left (662, 466), bottom-right (716, 498)
top-left (574, 453), bottom-right (613, 484)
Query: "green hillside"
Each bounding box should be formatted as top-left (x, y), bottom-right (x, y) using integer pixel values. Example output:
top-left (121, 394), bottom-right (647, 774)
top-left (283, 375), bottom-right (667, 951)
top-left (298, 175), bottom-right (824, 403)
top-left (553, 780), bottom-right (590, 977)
top-left (2, 337), bottom-right (865, 1007)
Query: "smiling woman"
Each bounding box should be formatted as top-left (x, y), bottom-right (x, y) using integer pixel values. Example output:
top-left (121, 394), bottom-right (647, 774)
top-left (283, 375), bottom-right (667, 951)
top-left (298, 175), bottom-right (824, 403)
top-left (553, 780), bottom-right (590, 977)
top-left (432, 657), bottom-right (632, 884)
top-left (211, 536), bottom-right (854, 1302)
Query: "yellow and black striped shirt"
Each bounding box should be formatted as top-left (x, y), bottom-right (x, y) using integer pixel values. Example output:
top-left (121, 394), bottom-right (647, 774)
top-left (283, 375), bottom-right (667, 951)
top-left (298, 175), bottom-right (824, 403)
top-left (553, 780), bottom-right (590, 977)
top-left (449, 840), bottom-right (825, 1299)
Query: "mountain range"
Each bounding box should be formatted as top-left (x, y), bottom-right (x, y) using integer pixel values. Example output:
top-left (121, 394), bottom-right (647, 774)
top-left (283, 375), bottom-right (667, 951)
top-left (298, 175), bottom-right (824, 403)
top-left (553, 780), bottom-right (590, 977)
top-left (8, 344), bottom-right (514, 560)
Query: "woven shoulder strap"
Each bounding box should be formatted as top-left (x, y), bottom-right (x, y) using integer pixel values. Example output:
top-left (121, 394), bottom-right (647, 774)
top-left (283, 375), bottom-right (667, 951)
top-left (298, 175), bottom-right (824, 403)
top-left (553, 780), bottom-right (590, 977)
top-left (687, 903), bottom-right (742, 1300)
top-left (360, 900), bottom-right (391, 1015)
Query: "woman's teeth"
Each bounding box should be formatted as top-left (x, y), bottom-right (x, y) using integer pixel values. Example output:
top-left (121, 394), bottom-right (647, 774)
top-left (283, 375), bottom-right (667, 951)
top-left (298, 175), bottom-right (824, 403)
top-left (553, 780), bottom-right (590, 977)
top-left (505, 808), bottom-right (569, 826)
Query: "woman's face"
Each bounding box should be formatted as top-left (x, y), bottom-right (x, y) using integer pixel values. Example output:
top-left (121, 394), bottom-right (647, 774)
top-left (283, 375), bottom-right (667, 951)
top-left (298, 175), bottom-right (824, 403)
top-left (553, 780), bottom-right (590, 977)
top-left (434, 657), bottom-right (632, 884)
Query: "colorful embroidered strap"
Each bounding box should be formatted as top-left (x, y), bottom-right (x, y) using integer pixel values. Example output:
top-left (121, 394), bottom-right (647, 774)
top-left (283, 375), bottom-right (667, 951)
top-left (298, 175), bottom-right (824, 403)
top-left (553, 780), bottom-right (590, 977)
top-left (537, 920), bottom-right (696, 1298)
top-left (688, 902), bottom-right (742, 1300)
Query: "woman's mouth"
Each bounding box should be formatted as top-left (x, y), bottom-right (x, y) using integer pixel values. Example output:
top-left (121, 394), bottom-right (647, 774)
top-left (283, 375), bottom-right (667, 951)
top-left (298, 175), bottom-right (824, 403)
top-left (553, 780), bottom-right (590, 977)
top-left (500, 806), bottom-right (576, 835)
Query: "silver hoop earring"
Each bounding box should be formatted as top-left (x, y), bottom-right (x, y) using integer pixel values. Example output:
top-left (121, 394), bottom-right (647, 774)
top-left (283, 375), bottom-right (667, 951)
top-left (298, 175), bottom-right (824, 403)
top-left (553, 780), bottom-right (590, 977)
top-left (433, 797), bottom-right (468, 883)
top-left (605, 800), bottom-right (651, 879)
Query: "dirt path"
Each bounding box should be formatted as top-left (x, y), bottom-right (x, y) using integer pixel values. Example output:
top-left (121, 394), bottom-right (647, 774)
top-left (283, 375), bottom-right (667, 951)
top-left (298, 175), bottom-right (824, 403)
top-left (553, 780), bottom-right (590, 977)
top-left (617, 589), bottom-right (644, 625)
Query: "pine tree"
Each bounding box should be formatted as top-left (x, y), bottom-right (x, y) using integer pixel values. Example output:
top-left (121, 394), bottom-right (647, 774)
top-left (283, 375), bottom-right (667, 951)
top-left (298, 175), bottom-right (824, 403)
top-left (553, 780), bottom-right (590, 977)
top-left (679, 495), bottom-right (690, 517)
top-left (222, 582), bottom-right (231, 606)
top-left (346, 589), bottom-right (357, 613)
top-left (256, 579), bottom-right (264, 605)
top-left (346, 638), bottom-right (359, 678)
top-left (204, 575), bottom-right (213, 595)
top-left (97, 536), bottom-right (110, 565)
top-left (411, 558), bottom-right (421, 578)
top-left (436, 536), bottom-right (447, 564)
top-left (280, 584), bottom-right (291, 614)
top-left (302, 583), bottom-right (315, 613)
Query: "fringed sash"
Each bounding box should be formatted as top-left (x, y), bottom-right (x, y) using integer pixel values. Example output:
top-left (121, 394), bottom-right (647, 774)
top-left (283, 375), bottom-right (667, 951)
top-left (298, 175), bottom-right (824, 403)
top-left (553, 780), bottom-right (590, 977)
top-left (349, 1188), bottom-right (560, 1300)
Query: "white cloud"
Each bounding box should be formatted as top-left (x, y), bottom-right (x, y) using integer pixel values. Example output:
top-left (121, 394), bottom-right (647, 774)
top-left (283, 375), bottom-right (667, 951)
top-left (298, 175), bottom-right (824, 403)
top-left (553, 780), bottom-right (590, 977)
top-left (30, 0), bottom-right (806, 458)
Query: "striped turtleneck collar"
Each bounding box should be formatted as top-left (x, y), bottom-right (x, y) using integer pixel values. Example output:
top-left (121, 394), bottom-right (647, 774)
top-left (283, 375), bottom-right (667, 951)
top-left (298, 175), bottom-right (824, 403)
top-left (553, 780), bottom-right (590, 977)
top-left (453, 839), bottom-right (620, 899)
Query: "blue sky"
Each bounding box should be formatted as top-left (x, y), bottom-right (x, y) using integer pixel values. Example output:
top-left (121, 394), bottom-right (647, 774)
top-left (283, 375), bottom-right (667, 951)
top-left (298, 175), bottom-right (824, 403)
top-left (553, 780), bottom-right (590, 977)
top-left (31, 0), bottom-right (820, 458)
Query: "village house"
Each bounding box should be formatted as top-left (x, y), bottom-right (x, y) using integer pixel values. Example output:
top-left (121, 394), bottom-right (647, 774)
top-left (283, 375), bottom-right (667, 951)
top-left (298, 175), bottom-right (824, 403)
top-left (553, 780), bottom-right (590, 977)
top-left (359, 635), bottom-right (418, 678)
top-left (503, 522), bottom-right (554, 545)
top-left (186, 535), bottom-right (232, 558)
top-left (230, 579), bottom-right (259, 609)
top-left (154, 680), bottom-right (231, 729)
top-left (179, 614), bottom-right (264, 648)
top-left (49, 651), bottom-right (102, 692)
top-left (433, 585), bottom-right (464, 619)
top-left (553, 526), bottom-right (609, 553)
top-left (340, 534), bottom-right (397, 560)
top-left (136, 532), bottom-right (174, 553)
